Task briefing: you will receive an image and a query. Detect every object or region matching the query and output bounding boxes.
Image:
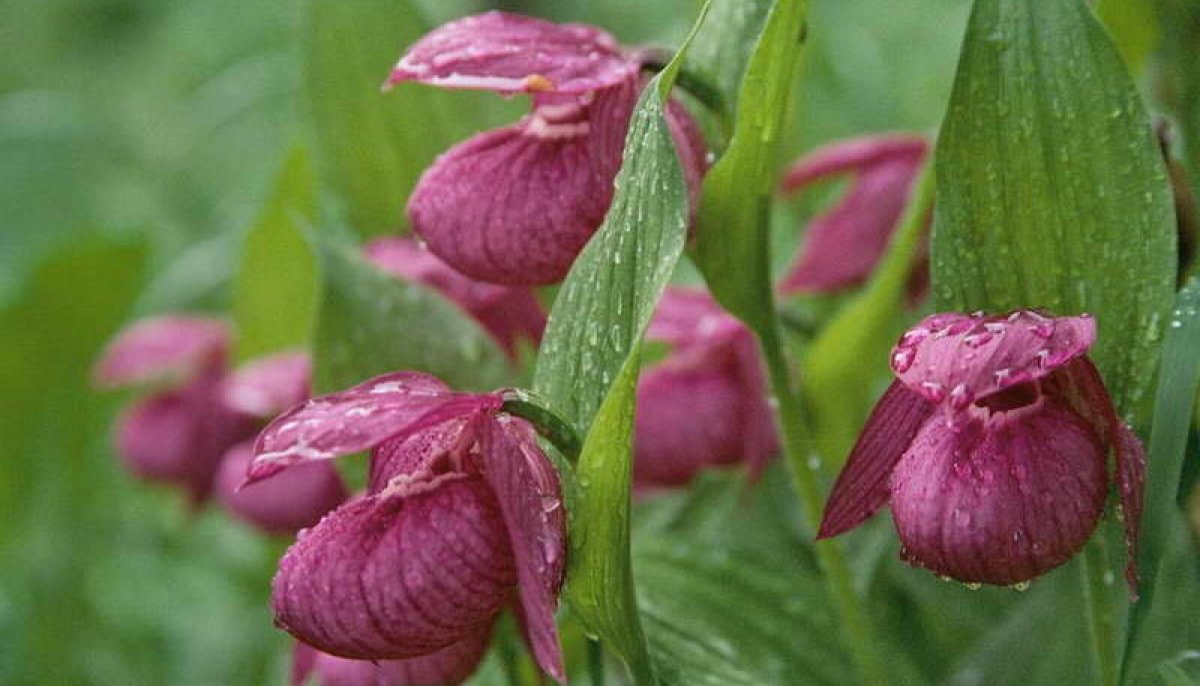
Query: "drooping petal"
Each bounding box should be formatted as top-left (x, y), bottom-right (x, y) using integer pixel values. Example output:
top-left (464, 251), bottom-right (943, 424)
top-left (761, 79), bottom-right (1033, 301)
top-left (817, 381), bottom-right (934, 539)
top-left (407, 79), bottom-right (639, 285)
top-left (890, 311), bottom-right (1096, 407)
top-left (272, 477), bottom-right (516, 660)
top-left (222, 351), bottom-right (312, 418)
top-left (294, 627), bottom-right (492, 686)
top-left (779, 134), bottom-right (927, 294)
top-left (386, 11), bottom-right (637, 96)
top-left (1044, 357), bottom-right (1145, 597)
top-left (215, 441), bottom-right (347, 535)
top-left (94, 316), bottom-right (229, 388)
top-left (365, 238), bottom-right (546, 356)
top-left (633, 362), bottom-right (745, 487)
top-left (248, 372), bottom-right (499, 482)
top-left (890, 397), bottom-right (1107, 586)
top-left (476, 416), bottom-right (566, 682)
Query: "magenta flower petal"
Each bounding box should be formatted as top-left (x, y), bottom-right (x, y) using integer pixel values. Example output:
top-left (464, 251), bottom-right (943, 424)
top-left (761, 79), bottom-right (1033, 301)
top-left (634, 288), bottom-right (777, 487)
top-left (222, 351), bottom-right (312, 418)
top-left (116, 392), bottom-right (203, 485)
top-left (890, 397), bottom-right (1107, 585)
top-left (476, 417), bottom-right (566, 682)
top-left (387, 11), bottom-right (636, 96)
top-left (817, 381), bottom-right (934, 539)
top-left (779, 134), bottom-right (927, 294)
top-left (367, 419), bottom-right (472, 495)
top-left (365, 238), bottom-right (546, 356)
top-left (215, 441), bottom-right (347, 535)
top-left (249, 372), bottom-right (500, 482)
top-left (890, 310), bottom-right (1096, 408)
top-left (294, 627), bottom-right (493, 686)
top-left (272, 477), bottom-right (516, 660)
top-left (407, 78), bottom-right (640, 285)
top-left (94, 315), bottom-right (229, 388)
top-left (634, 363), bottom-right (743, 486)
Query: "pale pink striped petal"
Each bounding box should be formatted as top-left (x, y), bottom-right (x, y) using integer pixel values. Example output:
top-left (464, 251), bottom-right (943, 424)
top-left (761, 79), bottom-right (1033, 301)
top-left (294, 626), bottom-right (492, 686)
top-left (248, 372), bottom-right (499, 483)
top-left (890, 311), bottom-right (1096, 407)
top-left (387, 11), bottom-right (636, 96)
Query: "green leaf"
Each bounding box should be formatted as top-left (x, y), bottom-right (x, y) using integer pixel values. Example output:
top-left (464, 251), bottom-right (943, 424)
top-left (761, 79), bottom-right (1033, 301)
top-left (685, 0), bottom-right (773, 115)
top-left (801, 161), bottom-right (933, 466)
top-left (310, 230), bottom-right (512, 393)
top-left (1121, 277), bottom-right (1200, 685)
top-left (530, 8), bottom-right (711, 680)
top-left (635, 541), bottom-right (851, 686)
top-left (931, 0), bottom-right (1176, 417)
top-left (231, 146), bottom-right (319, 361)
top-left (1157, 653), bottom-right (1200, 686)
top-left (694, 0), bottom-right (806, 335)
top-left (1153, 0), bottom-right (1200, 198)
top-left (303, 0), bottom-right (504, 237)
top-left (1096, 0), bottom-right (1158, 73)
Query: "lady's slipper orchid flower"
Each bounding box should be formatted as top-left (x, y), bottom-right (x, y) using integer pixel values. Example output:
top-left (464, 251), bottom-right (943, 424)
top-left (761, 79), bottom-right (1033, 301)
top-left (818, 310), bottom-right (1145, 595)
top-left (634, 288), bottom-right (778, 487)
top-left (94, 316), bottom-right (255, 503)
top-left (365, 237), bottom-right (546, 358)
top-left (389, 11), bottom-right (707, 286)
top-left (292, 632), bottom-right (492, 686)
top-left (214, 352), bottom-right (348, 535)
top-left (246, 372), bottom-right (566, 681)
top-left (779, 134), bottom-right (928, 296)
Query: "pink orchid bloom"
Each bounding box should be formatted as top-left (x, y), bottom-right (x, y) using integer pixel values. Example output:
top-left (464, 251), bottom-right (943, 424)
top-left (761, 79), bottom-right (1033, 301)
top-left (779, 134), bottom-right (929, 296)
top-left (390, 11), bottom-right (707, 286)
top-left (818, 310), bottom-right (1145, 595)
top-left (292, 632), bottom-right (492, 686)
top-left (365, 237), bottom-right (546, 358)
top-left (94, 316), bottom-right (255, 503)
top-left (247, 372), bottom-right (566, 682)
top-left (634, 288), bottom-right (778, 487)
top-left (214, 352), bottom-right (347, 535)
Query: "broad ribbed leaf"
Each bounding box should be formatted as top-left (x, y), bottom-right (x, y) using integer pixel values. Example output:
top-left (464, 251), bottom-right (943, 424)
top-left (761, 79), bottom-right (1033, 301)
top-left (310, 231), bottom-right (511, 393)
top-left (1121, 277), bottom-right (1200, 685)
top-left (693, 0), bottom-right (806, 334)
top-left (530, 9), bottom-right (709, 680)
top-left (636, 542), bottom-right (851, 686)
top-left (304, 0), bottom-right (504, 237)
top-left (931, 0), bottom-right (1176, 417)
top-left (232, 146), bottom-right (318, 360)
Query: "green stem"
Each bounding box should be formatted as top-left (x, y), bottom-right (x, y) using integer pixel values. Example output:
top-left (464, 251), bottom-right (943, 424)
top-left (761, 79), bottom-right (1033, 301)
top-left (588, 639), bottom-right (606, 686)
top-left (1082, 539), bottom-right (1118, 686)
top-left (758, 325), bottom-right (888, 686)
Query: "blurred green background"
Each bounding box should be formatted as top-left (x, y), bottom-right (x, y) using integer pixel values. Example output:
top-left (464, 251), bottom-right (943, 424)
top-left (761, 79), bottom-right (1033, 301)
top-left (0, 0), bottom-right (1050, 683)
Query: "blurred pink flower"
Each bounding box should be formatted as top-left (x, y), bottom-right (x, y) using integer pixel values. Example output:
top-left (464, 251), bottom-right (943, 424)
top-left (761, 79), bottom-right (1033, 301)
top-left (391, 11), bottom-right (707, 285)
top-left (779, 134), bottom-right (929, 297)
top-left (94, 316), bottom-right (253, 503)
top-left (248, 372), bottom-right (566, 681)
top-left (634, 288), bottom-right (777, 487)
top-left (818, 310), bottom-right (1144, 594)
top-left (292, 632), bottom-right (492, 686)
top-left (365, 237), bottom-right (546, 358)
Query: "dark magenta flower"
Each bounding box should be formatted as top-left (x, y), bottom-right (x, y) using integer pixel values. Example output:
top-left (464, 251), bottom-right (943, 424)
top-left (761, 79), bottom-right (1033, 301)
top-left (389, 11), bottom-right (707, 286)
top-left (292, 631), bottom-right (492, 686)
top-left (246, 372), bottom-right (566, 681)
top-left (365, 237), bottom-right (546, 358)
top-left (779, 134), bottom-right (929, 296)
top-left (214, 352), bottom-right (348, 535)
top-left (634, 288), bottom-right (778, 487)
top-left (818, 310), bottom-right (1145, 593)
top-left (94, 316), bottom-right (255, 503)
